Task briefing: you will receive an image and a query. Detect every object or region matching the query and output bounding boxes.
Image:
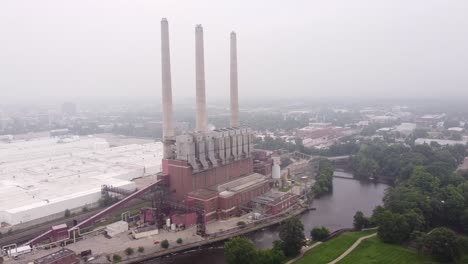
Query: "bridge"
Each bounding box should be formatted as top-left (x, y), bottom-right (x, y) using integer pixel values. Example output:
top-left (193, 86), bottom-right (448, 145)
top-left (292, 151), bottom-right (350, 162)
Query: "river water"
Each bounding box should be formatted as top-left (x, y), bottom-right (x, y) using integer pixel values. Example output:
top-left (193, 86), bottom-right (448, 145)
top-left (145, 175), bottom-right (388, 264)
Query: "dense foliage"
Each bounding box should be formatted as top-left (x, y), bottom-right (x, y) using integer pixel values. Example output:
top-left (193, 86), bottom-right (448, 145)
top-left (353, 211), bottom-right (371, 230)
top-left (421, 227), bottom-right (463, 262)
top-left (310, 226), bottom-right (330, 241)
top-left (354, 142), bottom-right (468, 261)
top-left (277, 217), bottom-right (306, 257)
top-left (311, 159), bottom-right (334, 197)
top-left (350, 141), bottom-right (466, 181)
top-left (224, 237), bottom-right (285, 264)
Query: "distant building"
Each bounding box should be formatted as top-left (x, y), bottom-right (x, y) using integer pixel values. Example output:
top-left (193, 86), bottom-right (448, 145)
top-left (416, 114), bottom-right (446, 127)
top-left (448, 127), bottom-right (464, 133)
top-left (369, 115), bottom-right (398, 124)
top-left (49, 128), bottom-right (70, 137)
top-left (395, 123), bottom-right (417, 136)
top-left (415, 138), bottom-right (467, 146)
top-left (61, 102), bottom-right (77, 116)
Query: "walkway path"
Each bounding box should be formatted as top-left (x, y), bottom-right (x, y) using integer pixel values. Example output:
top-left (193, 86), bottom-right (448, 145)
top-left (286, 242), bottom-right (323, 264)
top-left (328, 233), bottom-right (377, 264)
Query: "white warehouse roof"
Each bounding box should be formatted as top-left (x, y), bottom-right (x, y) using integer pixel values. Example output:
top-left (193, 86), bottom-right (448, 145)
top-left (0, 137), bottom-right (163, 226)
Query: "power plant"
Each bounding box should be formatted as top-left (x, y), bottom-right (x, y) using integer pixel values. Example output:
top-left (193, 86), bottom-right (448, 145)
top-left (1, 19), bottom-right (298, 261)
top-left (160, 19), bottom-right (272, 222)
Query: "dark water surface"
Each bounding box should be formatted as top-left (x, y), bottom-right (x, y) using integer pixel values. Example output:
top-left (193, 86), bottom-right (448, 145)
top-left (144, 176), bottom-right (388, 264)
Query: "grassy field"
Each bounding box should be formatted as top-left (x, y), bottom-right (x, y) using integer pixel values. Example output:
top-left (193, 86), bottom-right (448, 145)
top-left (294, 230), bottom-right (376, 264)
top-left (337, 237), bottom-right (437, 264)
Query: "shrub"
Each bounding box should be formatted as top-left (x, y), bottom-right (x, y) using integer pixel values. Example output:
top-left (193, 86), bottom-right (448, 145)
top-left (82, 206), bottom-right (89, 213)
top-left (310, 226), bottom-right (330, 241)
top-left (112, 254), bottom-right (122, 263)
top-left (161, 239), bottom-right (169, 249)
top-left (237, 221), bottom-right (246, 228)
top-left (176, 238), bottom-right (183, 244)
top-left (137, 246), bottom-right (144, 253)
top-left (64, 209), bottom-right (71, 217)
top-left (124, 247), bottom-right (134, 256)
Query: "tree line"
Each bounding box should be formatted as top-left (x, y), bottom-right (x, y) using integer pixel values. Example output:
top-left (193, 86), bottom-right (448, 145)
top-left (224, 217), bottom-right (306, 264)
top-left (351, 142), bottom-right (468, 262)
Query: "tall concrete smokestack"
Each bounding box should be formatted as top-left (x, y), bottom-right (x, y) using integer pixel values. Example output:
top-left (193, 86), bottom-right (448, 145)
top-left (161, 18), bottom-right (174, 158)
top-left (195, 24), bottom-right (207, 132)
top-left (230, 31), bottom-right (240, 128)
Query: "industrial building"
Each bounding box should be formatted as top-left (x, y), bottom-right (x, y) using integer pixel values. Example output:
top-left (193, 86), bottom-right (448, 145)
top-left (17, 18), bottom-right (295, 249)
top-left (0, 137), bottom-right (163, 226)
top-left (159, 19), bottom-right (277, 224)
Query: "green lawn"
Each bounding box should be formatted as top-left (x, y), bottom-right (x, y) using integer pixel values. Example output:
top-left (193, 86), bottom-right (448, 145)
top-left (337, 237), bottom-right (437, 264)
top-left (295, 230), bottom-right (376, 264)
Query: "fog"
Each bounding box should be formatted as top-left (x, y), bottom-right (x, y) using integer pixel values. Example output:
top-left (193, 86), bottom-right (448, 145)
top-left (1, 0), bottom-right (467, 102)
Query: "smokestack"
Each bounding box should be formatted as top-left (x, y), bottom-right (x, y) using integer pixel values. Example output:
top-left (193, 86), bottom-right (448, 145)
top-left (195, 24), bottom-right (208, 132)
top-left (161, 18), bottom-right (174, 158)
top-left (230, 31), bottom-right (240, 128)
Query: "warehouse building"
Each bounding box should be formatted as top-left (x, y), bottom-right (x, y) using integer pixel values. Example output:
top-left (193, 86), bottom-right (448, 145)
top-left (0, 137), bottom-right (163, 226)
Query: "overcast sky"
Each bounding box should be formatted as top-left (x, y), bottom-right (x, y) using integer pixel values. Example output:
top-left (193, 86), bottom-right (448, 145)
top-left (1, 0), bottom-right (467, 102)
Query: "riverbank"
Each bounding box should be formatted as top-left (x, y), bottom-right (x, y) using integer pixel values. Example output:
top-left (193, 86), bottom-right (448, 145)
top-left (5, 205), bottom-right (308, 264)
top-left (122, 205), bottom-right (308, 264)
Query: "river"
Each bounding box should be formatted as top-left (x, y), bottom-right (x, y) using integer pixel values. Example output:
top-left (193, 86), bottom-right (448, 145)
top-left (144, 175), bottom-right (389, 264)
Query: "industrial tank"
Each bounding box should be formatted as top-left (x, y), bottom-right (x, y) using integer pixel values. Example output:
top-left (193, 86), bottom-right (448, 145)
top-left (272, 163), bottom-right (281, 179)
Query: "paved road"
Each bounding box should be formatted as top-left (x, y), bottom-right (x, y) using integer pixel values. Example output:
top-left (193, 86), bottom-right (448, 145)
top-left (328, 233), bottom-right (377, 264)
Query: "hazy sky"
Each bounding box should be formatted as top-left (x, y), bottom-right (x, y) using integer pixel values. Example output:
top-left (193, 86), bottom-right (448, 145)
top-left (1, 0), bottom-right (467, 102)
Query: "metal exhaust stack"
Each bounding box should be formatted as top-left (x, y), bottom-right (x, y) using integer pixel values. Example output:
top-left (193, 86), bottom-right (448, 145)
top-left (195, 24), bottom-right (208, 133)
top-left (230, 31), bottom-right (240, 128)
top-left (161, 18), bottom-right (175, 158)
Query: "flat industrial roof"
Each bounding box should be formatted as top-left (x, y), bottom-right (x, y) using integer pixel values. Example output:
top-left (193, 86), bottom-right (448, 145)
top-left (0, 137), bottom-right (163, 224)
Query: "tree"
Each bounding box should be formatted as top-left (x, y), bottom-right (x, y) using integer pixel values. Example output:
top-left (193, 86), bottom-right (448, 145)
top-left (375, 210), bottom-right (411, 243)
top-left (224, 237), bottom-right (257, 264)
top-left (176, 238), bottom-right (183, 244)
top-left (310, 226), bottom-right (330, 241)
top-left (237, 221), bottom-right (246, 228)
top-left (137, 247), bottom-right (144, 253)
top-left (353, 211), bottom-right (370, 230)
top-left (423, 227), bottom-right (461, 262)
top-left (124, 247), bottom-right (134, 256)
top-left (407, 167), bottom-right (440, 193)
top-left (278, 217), bottom-right (306, 257)
top-left (311, 159), bottom-right (334, 196)
top-left (255, 249), bottom-right (285, 264)
top-left (161, 239), bottom-right (169, 249)
top-left (112, 254), bottom-right (122, 263)
top-left (64, 209), bottom-right (71, 218)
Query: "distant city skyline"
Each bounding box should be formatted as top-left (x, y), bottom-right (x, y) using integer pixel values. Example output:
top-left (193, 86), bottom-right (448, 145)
top-left (1, 0), bottom-right (468, 101)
